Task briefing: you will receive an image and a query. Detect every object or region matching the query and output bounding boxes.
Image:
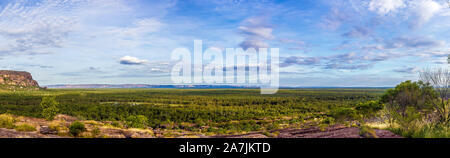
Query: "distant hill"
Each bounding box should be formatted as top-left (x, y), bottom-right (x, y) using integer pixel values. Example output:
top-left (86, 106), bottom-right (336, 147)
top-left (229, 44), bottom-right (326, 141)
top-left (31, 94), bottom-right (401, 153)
top-left (0, 70), bottom-right (40, 90)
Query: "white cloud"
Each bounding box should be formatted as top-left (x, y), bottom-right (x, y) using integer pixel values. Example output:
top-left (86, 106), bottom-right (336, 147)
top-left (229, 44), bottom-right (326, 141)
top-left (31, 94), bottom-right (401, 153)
top-left (238, 16), bottom-right (274, 49)
top-left (0, 0), bottom-right (78, 55)
top-left (81, 18), bottom-right (166, 49)
top-left (119, 56), bottom-right (148, 65)
top-left (369, 0), bottom-right (406, 16)
top-left (238, 26), bottom-right (274, 39)
top-left (367, 0), bottom-right (443, 27)
top-left (342, 26), bottom-right (371, 38)
top-left (320, 7), bottom-right (352, 30)
top-left (393, 66), bottom-right (419, 74)
top-left (279, 38), bottom-right (308, 51)
top-left (239, 39), bottom-right (270, 50)
top-left (384, 36), bottom-right (445, 49)
top-left (0, 0), bottom-right (137, 56)
top-left (107, 18), bottom-right (164, 38)
top-left (409, 0), bottom-right (442, 27)
top-left (281, 51), bottom-right (403, 70)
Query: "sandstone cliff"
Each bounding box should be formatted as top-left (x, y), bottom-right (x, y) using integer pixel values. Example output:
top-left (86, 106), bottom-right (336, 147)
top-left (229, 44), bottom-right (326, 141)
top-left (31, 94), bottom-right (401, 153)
top-left (0, 70), bottom-right (40, 90)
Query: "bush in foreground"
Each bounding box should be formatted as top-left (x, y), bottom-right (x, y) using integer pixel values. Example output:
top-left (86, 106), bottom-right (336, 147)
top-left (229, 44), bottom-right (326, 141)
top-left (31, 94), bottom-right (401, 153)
top-left (69, 121), bottom-right (86, 137)
top-left (380, 80), bottom-right (449, 138)
top-left (389, 123), bottom-right (449, 138)
top-left (0, 114), bottom-right (16, 129)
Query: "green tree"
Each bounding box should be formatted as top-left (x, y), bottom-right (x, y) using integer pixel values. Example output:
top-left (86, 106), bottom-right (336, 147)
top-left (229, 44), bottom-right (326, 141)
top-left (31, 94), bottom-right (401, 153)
top-left (125, 115), bottom-right (149, 129)
top-left (355, 100), bottom-right (384, 120)
top-left (380, 80), bottom-right (437, 125)
top-left (40, 96), bottom-right (59, 120)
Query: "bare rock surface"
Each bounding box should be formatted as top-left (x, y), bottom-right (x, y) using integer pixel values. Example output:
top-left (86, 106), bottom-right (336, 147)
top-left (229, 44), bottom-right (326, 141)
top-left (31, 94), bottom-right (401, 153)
top-left (0, 70), bottom-right (40, 89)
top-left (0, 128), bottom-right (64, 138)
top-left (213, 125), bottom-right (402, 138)
top-left (275, 125), bottom-right (402, 138)
top-left (39, 126), bottom-right (58, 135)
top-left (212, 133), bottom-right (269, 138)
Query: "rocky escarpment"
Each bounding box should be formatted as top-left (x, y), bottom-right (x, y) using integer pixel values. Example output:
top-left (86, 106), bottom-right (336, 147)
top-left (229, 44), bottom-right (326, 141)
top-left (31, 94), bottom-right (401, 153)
top-left (0, 70), bottom-right (40, 90)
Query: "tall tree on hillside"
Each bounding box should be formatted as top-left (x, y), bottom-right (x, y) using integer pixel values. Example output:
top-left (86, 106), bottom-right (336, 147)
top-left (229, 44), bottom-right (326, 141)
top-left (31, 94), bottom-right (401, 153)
top-left (420, 67), bottom-right (450, 123)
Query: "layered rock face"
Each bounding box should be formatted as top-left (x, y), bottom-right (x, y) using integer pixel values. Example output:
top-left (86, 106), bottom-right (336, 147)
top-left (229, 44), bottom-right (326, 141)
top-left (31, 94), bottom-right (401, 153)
top-left (0, 70), bottom-right (39, 89)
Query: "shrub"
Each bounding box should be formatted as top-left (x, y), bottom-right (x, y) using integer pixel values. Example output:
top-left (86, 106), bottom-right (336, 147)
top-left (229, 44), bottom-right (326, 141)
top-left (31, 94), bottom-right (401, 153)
top-left (125, 115), bottom-right (149, 129)
top-left (359, 126), bottom-right (378, 138)
top-left (412, 123), bottom-right (449, 138)
top-left (330, 108), bottom-right (358, 123)
top-left (322, 117), bottom-right (335, 125)
top-left (355, 101), bottom-right (384, 120)
top-left (266, 123), bottom-right (280, 130)
top-left (14, 124), bottom-right (36, 132)
top-left (110, 121), bottom-right (123, 128)
top-left (48, 121), bottom-right (70, 136)
top-left (69, 121), bottom-right (86, 137)
top-left (40, 96), bottom-right (59, 120)
top-left (48, 120), bottom-right (65, 131)
top-left (318, 124), bottom-right (328, 131)
top-left (389, 122), bottom-right (449, 138)
top-left (91, 127), bottom-right (101, 137)
top-left (394, 107), bottom-right (422, 131)
top-left (0, 114), bottom-right (16, 129)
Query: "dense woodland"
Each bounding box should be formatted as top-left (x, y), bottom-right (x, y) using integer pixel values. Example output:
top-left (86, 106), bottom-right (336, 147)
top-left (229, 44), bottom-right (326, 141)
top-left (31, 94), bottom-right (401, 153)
top-left (0, 89), bottom-right (383, 133)
top-left (0, 87), bottom-right (447, 137)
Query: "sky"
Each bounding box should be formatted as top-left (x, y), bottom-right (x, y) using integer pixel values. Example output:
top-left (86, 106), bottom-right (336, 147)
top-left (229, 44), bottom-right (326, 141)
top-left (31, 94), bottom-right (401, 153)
top-left (0, 0), bottom-right (449, 87)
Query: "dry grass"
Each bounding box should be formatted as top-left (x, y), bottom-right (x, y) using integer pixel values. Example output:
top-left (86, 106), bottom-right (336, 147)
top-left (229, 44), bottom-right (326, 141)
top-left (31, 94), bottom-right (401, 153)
top-left (14, 123), bottom-right (37, 132)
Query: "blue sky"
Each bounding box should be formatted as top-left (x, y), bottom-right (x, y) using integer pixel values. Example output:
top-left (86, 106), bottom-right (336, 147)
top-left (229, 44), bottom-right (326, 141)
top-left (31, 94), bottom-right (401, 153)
top-left (0, 0), bottom-right (449, 86)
